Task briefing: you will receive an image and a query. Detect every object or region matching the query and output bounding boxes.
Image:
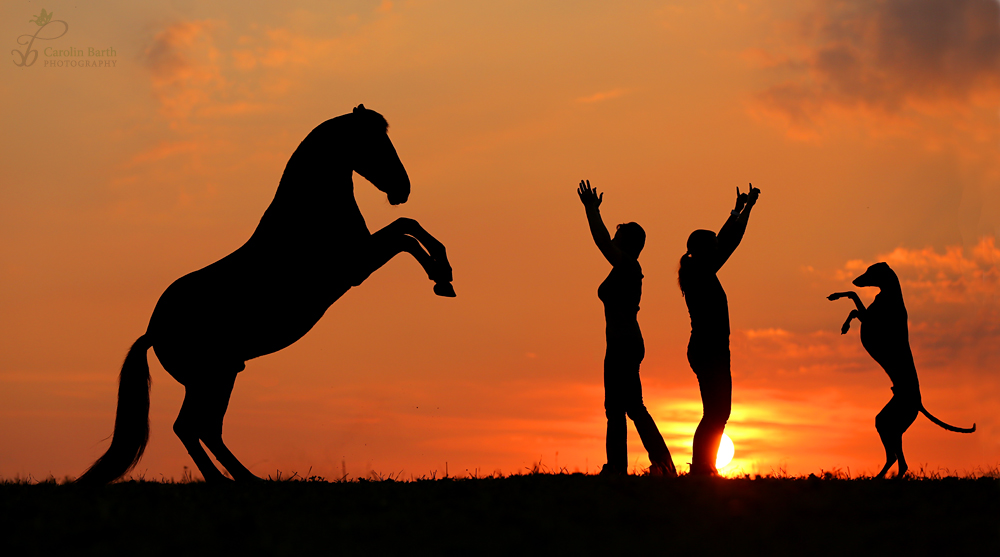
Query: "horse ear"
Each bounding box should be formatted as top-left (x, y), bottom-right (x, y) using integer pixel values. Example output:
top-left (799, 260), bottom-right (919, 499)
top-left (354, 104), bottom-right (366, 113)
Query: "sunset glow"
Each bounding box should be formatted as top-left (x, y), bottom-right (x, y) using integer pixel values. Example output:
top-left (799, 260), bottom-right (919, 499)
top-left (2, 1), bottom-right (999, 482)
top-left (716, 433), bottom-right (735, 470)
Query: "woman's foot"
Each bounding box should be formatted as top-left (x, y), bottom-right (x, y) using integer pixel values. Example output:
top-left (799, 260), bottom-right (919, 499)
top-left (599, 463), bottom-right (626, 476)
top-left (688, 463), bottom-right (719, 477)
top-left (648, 460), bottom-right (677, 478)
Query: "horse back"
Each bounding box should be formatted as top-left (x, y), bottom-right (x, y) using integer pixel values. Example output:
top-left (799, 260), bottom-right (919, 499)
top-left (148, 239), bottom-right (351, 372)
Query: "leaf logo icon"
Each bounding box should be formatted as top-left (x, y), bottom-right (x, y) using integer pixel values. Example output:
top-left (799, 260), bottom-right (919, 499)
top-left (29, 9), bottom-right (53, 26)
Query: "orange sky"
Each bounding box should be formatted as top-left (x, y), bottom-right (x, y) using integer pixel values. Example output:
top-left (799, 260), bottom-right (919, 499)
top-left (2, 0), bottom-right (999, 480)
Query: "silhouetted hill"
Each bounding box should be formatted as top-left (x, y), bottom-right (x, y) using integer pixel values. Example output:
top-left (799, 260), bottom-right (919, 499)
top-left (4, 473), bottom-right (998, 555)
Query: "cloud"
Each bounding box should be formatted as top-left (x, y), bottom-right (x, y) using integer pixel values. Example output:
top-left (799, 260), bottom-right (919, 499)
top-left (748, 0), bottom-right (1000, 138)
top-left (830, 237), bottom-right (1000, 371)
top-left (141, 7), bottom-right (403, 129)
top-left (835, 237), bottom-right (1000, 305)
top-left (725, 238), bottom-right (1000, 389)
top-left (144, 20), bottom-right (229, 125)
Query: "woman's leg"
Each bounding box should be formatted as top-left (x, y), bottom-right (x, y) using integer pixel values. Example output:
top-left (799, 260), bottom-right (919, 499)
top-left (689, 350), bottom-right (732, 476)
top-left (603, 356), bottom-right (628, 474)
top-left (622, 372), bottom-right (676, 476)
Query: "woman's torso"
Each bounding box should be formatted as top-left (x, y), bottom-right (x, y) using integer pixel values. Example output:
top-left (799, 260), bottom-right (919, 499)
top-left (599, 258), bottom-right (644, 357)
top-left (683, 266), bottom-right (730, 349)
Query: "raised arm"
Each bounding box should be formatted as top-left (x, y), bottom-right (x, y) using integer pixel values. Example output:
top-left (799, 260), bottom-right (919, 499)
top-left (714, 184), bottom-right (760, 271)
top-left (578, 180), bottom-right (624, 266)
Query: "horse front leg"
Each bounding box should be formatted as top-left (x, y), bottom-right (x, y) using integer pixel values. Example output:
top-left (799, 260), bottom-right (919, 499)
top-left (362, 218), bottom-right (455, 297)
top-left (390, 217), bottom-right (453, 283)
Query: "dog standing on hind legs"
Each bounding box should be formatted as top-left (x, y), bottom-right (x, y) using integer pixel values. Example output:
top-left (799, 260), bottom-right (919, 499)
top-left (829, 262), bottom-right (975, 479)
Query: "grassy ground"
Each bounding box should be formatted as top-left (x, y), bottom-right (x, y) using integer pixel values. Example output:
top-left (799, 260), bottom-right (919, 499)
top-left (4, 472), bottom-right (999, 555)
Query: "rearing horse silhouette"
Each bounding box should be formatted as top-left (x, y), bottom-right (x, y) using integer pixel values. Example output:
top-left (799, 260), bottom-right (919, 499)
top-left (77, 105), bottom-right (455, 484)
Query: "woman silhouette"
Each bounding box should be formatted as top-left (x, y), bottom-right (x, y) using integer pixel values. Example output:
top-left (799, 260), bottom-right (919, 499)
top-left (578, 180), bottom-right (676, 477)
top-left (679, 184), bottom-right (760, 476)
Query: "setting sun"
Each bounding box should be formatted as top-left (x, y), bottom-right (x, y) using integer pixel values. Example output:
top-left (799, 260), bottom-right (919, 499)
top-left (716, 434), bottom-right (735, 470)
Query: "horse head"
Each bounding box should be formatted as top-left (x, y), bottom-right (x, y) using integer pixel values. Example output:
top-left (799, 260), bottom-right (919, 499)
top-left (350, 104), bottom-right (410, 205)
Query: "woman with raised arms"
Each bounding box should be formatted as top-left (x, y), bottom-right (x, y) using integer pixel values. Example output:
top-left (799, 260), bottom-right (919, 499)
top-left (679, 184), bottom-right (760, 476)
top-left (578, 180), bottom-right (676, 477)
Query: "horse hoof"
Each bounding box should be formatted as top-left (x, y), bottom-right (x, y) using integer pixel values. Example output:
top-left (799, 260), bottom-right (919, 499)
top-left (434, 283), bottom-right (456, 297)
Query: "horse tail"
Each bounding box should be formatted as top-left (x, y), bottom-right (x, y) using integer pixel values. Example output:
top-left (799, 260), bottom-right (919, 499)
top-left (75, 335), bottom-right (153, 485)
top-left (920, 403), bottom-right (976, 433)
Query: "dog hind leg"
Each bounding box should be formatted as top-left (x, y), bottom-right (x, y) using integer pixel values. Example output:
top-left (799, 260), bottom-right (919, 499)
top-left (875, 401), bottom-right (899, 479)
top-left (894, 402), bottom-right (919, 479)
top-left (875, 395), bottom-right (919, 478)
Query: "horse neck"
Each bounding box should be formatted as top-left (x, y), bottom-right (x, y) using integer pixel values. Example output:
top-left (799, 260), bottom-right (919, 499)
top-left (254, 118), bottom-right (364, 240)
top-left (280, 118), bottom-right (355, 198)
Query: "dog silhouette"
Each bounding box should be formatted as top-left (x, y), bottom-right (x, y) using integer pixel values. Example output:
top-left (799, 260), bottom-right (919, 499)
top-left (829, 262), bottom-right (975, 478)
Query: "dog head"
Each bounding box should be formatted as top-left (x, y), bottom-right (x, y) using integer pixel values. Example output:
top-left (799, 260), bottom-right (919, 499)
top-left (852, 262), bottom-right (900, 289)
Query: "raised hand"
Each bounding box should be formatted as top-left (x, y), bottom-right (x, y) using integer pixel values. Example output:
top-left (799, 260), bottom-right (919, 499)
top-left (747, 183), bottom-right (760, 206)
top-left (578, 179), bottom-right (603, 209)
top-left (734, 186), bottom-right (748, 213)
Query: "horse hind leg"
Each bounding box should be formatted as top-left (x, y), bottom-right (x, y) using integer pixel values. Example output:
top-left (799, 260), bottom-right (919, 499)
top-left (175, 371), bottom-right (261, 482)
top-left (198, 372), bottom-right (262, 482)
top-left (174, 387), bottom-right (230, 482)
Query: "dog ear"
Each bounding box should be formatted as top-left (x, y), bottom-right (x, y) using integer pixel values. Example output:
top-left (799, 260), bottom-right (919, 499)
top-left (354, 104), bottom-right (366, 113)
top-left (875, 262), bottom-right (899, 284)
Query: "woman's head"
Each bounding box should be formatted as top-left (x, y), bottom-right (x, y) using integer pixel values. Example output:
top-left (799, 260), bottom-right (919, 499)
top-left (613, 222), bottom-right (645, 258)
top-left (686, 229), bottom-right (717, 257)
top-left (678, 229), bottom-right (717, 295)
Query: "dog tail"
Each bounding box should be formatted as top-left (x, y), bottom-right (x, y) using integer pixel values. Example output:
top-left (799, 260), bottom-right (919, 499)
top-left (920, 404), bottom-right (976, 433)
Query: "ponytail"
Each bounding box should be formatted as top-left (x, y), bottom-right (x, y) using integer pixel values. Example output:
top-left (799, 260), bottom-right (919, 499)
top-left (678, 251), bottom-right (693, 296)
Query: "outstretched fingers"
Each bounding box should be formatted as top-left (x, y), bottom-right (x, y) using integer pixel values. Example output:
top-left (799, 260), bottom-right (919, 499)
top-left (734, 186), bottom-right (748, 212)
top-left (578, 179), bottom-right (602, 207)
